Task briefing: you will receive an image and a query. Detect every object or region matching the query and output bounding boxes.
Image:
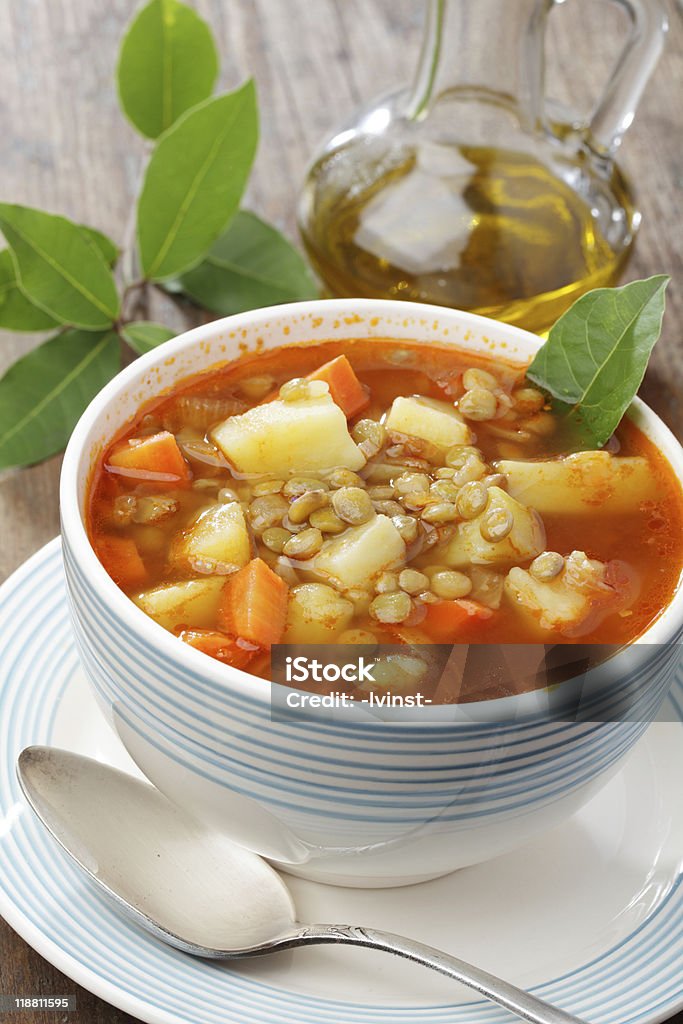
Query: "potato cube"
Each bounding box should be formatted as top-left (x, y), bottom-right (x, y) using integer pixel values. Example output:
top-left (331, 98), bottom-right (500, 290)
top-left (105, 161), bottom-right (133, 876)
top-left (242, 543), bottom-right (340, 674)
top-left (503, 546), bottom-right (615, 636)
top-left (505, 567), bottom-right (588, 634)
top-left (283, 583), bottom-right (354, 643)
top-left (385, 396), bottom-right (472, 449)
top-left (468, 566), bottom-right (505, 609)
top-left (133, 577), bottom-right (226, 631)
top-left (444, 486), bottom-right (545, 568)
top-left (211, 393), bottom-right (365, 475)
top-left (313, 514), bottom-right (406, 589)
top-left (172, 502), bottom-right (251, 573)
top-left (505, 550), bottom-right (638, 637)
top-left (495, 452), bottom-right (658, 516)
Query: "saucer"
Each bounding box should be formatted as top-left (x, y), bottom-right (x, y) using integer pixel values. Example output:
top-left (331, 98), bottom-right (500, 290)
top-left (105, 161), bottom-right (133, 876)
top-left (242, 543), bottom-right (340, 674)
top-left (1, 539), bottom-right (682, 1024)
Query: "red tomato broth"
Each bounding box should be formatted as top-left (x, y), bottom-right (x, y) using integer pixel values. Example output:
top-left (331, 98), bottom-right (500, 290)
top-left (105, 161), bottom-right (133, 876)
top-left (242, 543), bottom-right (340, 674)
top-left (87, 338), bottom-right (683, 694)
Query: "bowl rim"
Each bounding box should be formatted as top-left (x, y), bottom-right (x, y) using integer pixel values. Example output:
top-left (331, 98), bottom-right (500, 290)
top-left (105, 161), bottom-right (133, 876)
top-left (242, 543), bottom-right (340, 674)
top-left (60, 297), bottom-right (683, 713)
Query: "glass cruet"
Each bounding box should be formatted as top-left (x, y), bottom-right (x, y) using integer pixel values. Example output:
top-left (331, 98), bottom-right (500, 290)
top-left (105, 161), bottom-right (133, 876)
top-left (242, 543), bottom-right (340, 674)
top-left (298, 0), bottom-right (667, 334)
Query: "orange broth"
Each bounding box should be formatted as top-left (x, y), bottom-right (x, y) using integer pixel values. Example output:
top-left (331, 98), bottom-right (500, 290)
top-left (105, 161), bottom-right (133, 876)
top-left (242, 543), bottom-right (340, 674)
top-left (88, 338), bottom-right (683, 684)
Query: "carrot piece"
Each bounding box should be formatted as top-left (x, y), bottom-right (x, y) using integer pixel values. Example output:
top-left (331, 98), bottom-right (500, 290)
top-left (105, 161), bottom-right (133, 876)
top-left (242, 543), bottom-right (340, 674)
top-left (95, 535), bottom-right (148, 591)
top-left (176, 628), bottom-right (258, 670)
top-left (107, 431), bottom-right (191, 486)
top-left (307, 355), bottom-right (370, 418)
top-left (217, 558), bottom-right (289, 648)
top-left (422, 599), bottom-right (492, 643)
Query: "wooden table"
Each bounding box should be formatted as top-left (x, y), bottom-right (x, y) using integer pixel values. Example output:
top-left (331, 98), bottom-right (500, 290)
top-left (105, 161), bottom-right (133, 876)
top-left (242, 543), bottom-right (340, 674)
top-left (0, 1), bottom-right (681, 1021)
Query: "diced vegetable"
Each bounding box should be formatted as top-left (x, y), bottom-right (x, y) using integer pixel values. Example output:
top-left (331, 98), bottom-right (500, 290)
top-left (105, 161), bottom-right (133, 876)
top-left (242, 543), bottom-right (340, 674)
top-left (370, 590), bottom-right (412, 623)
top-left (313, 514), bottom-right (406, 589)
top-left (217, 557), bottom-right (289, 648)
top-left (505, 551), bottom-right (637, 636)
top-left (422, 599), bottom-right (492, 643)
top-left (495, 452), bottom-right (658, 515)
top-left (95, 535), bottom-right (148, 590)
top-left (283, 583), bottom-right (354, 643)
top-left (468, 567), bottom-right (505, 609)
top-left (171, 502), bottom-right (251, 573)
top-left (444, 486), bottom-right (545, 567)
top-left (163, 394), bottom-right (247, 432)
top-left (107, 431), bottom-right (191, 486)
top-left (176, 628), bottom-right (258, 669)
top-left (211, 393), bottom-right (366, 475)
top-left (385, 396), bottom-right (472, 449)
top-left (134, 577), bottom-right (226, 630)
top-left (307, 356), bottom-right (370, 418)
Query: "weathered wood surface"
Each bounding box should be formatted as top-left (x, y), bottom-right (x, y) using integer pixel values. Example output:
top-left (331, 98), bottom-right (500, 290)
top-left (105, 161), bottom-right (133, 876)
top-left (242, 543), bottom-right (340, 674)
top-left (0, 1), bottom-right (681, 1021)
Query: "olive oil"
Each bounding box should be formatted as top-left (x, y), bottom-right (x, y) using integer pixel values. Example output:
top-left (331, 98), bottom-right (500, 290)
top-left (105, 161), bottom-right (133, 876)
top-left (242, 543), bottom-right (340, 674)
top-left (300, 145), bottom-right (635, 335)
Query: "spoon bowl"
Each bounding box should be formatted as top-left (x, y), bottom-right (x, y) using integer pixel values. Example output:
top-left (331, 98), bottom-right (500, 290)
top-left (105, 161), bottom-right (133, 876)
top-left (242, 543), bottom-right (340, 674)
top-left (17, 746), bottom-right (296, 954)
top-left (18, 745), bottom-right (588, 1024)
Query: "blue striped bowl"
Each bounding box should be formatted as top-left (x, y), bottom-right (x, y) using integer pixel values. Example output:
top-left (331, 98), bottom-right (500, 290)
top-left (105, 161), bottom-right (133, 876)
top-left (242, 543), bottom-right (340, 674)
top-left (60, 299), bottom-right (683, 886)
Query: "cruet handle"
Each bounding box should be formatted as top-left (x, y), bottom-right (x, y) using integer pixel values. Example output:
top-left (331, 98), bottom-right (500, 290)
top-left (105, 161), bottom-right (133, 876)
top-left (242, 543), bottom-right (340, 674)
top-left (561, 0), bottom-right (668, 158)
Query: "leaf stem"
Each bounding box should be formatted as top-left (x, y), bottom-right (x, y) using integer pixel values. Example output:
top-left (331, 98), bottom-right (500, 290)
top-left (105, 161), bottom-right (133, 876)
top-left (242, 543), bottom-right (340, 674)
top-left (119, 279), bottom-right (150, 326)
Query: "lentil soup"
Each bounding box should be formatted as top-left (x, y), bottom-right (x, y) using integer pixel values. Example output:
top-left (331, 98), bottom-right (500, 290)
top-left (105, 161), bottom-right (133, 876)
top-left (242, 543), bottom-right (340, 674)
top-left (88, 338), bottom-right (683, 688)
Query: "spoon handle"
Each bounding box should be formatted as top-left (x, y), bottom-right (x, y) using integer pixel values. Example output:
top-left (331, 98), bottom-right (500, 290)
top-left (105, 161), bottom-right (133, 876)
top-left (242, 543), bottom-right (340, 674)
top-left (276, 924), bottom-right (588, 1024)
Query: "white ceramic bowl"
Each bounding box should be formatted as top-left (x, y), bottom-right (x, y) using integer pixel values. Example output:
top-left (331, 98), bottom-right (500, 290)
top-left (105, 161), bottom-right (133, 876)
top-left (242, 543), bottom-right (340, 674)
top-left (60, 299), bottom-right (683, 887)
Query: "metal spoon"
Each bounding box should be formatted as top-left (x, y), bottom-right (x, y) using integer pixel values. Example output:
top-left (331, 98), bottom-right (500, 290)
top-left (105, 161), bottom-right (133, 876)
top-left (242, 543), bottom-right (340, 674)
top-left (17, 746), bottom-right (587, 1024)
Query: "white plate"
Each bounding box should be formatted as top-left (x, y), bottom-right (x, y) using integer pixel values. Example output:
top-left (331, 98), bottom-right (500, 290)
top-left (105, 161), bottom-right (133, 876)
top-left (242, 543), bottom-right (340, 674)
top-left (1, 539), bottom-right (682, 1024)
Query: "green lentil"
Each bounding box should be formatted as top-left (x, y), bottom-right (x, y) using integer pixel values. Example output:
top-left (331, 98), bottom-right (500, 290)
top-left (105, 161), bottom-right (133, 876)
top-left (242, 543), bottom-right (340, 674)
top-left (370, 591), bottom-right (413, 624)
top-left (373, 500), bottom-right (406, 516)
top-left (332, 486), bottom-right (374, 525)
top-left (529, 551), bottom-right (565, 581)
top-left (513, 386), bottom-right (545, 414)
top-left (283, 528), bottom-right (324, 559)
top-left (367, 485), bottom-right (395, 501)
top-left (421, 501), bottom-right (459, 524)
top-left (375, 571), bottom-right (399, 593)
top-left (288, 489), bottom-right (329, 523)
top-left (430, 479), bottom-right (460, 501)
top-left (280, 378), bottom-right (328, 402)
top-left (452, 455), bottom-right (487, 486)
top-left (327, 468), bottom-right (365, 489)
top-left (352, 419), bottom-right (386, 452)
top-left (399, 568), bottom-right (430, 594)
top-left (431, 570), bottom-right (472, 599)
top-left (309, 507), bottom-right (347, 534)
top-left (252, 479), bottom-right (285, 496)
top-left (261, 527), bottom-right (291, 553)
top-left (445, 445), bottom-right (482, 469)
top-left (394, 472), bottom-right (431, 495)
top-left (249, 494), bottom-right (288, 532)
top-left (283, 476), bottom-right (328, 498)
top-left (462, 367), bottom-right (498, 391)
top-left (459, 387), bottom-right (498, 421)
top-left (480, 506), bottom-right (514, 542)
top-left (456, 481), bottom-right (489, 519)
